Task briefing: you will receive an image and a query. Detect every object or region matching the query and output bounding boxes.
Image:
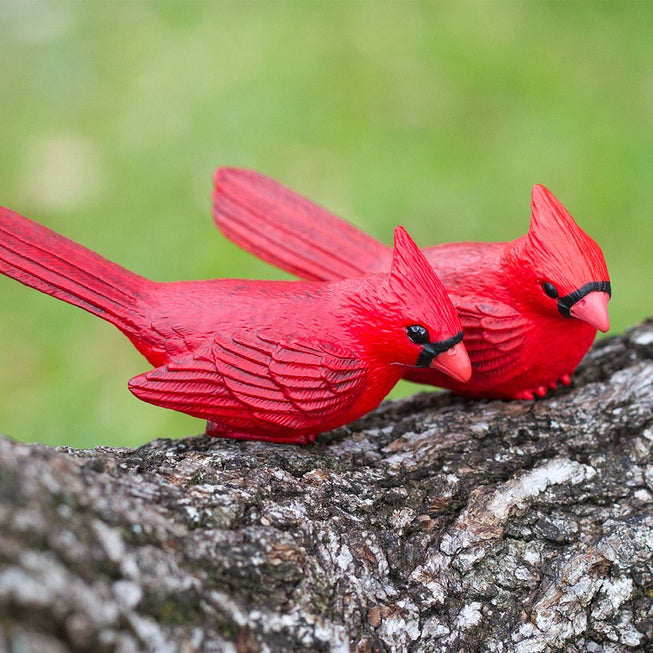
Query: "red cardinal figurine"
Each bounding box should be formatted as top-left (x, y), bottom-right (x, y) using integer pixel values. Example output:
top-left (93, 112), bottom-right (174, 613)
top-left (212, 168), bottom-right (611, 400)
top-left (0, 206), bottom-right (470, 444)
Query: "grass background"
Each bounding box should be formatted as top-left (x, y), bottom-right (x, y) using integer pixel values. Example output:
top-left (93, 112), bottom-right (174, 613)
top-left (0, 2), bottom-right (651, 448)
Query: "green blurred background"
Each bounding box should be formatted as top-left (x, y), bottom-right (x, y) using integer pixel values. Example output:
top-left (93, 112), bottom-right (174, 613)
top-left (1, 2), bottom-right (651, 448)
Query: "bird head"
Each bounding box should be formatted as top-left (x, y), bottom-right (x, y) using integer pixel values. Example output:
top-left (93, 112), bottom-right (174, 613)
top-left (504, 185), bottom-right (611, 332)
top-left (355, 226), bottom-right (471, 383)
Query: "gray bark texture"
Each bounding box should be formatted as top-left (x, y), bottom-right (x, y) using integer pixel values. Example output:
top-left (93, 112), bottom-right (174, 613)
top-left (1, 319), bottom-right (653, 653)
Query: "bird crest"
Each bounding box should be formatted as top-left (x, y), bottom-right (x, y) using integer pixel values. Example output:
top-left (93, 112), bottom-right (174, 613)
top-left (510, 185), bottom-right (609, 295)
top-left (387, 226), bottom-right (462, 336)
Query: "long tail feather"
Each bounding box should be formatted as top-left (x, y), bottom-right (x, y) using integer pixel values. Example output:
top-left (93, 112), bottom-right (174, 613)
top-left (0, 206), bottom-right (149, 335)
top-left (212, 168), bottom-right (390, 281)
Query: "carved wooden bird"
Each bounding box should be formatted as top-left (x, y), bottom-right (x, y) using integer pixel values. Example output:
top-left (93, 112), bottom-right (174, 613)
top-left (212, 168), bottom-right (610, 400)
top-left (0, 206), bottom-right (470, 443)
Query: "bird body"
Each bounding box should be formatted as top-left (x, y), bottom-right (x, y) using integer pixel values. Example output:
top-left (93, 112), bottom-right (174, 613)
top-left (212, 168), bottom-right (611, 400)
top-left (0, 206), bottom-right (470, 443)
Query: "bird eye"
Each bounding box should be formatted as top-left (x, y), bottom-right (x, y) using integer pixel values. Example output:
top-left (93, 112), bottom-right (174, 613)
top-left (542, 282), bottom-right (559, 299)
top-left (406, 324), bottom-right (430, 344)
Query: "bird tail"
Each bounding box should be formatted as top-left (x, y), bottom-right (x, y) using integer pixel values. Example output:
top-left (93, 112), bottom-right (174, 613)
top-left (212, 168), bottom-right (390, 281)
top-left (0, 205), bottom-right (150, 338)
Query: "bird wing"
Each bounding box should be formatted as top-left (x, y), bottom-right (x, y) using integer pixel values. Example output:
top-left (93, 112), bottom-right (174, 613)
top-left (128, 328), bottom-right (369, 433)
top-left (453, 297), bottom-right (531, 377)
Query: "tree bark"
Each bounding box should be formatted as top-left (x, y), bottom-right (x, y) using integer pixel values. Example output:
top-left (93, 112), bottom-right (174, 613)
top-left (1, 318), bottom-right (652, 653)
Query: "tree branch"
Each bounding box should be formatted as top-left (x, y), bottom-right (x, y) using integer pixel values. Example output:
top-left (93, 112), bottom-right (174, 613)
top-left (1, 319), bottom-right (652, 652)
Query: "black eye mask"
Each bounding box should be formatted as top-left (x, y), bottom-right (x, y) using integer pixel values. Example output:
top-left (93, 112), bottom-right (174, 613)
top-left (416, 331), bottom-right (464, 368)
top-left (557, 281), bottom-right (611, 318)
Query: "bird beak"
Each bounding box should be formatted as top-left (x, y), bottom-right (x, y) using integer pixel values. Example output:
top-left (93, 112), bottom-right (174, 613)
top-left (429, 341), bottom-right (472, 383)
top-left (569, 290), bottom-right (610, 332)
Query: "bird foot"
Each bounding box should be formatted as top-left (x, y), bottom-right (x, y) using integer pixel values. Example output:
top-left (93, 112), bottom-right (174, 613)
top-left (513, 373), bottom-right (573, 401)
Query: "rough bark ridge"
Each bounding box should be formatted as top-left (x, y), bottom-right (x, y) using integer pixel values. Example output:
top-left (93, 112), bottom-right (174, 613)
top-left (1, 319), bottom-right (653, 653)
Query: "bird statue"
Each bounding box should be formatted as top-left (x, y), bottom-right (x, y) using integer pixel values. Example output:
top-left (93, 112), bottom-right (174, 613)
top-left (0, 206), bottom-right (470, 443)
top-left (212, 168), bottom-right (610, 400)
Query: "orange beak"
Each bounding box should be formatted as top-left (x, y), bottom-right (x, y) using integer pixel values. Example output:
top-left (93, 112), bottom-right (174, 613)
top-left (570, 290), bottom-right (610, 332)
top-left (430, 341), bottom-right (472, 383)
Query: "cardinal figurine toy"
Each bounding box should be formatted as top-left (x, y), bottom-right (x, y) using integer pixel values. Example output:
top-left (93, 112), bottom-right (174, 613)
top-left (212, 168), bottom-right (611, 400)
top-left (0, 206), bottom-right (471, 444)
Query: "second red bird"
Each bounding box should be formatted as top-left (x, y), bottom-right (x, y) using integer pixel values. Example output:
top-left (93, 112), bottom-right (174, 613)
top-left (212, 169), bottom-right (611, 400)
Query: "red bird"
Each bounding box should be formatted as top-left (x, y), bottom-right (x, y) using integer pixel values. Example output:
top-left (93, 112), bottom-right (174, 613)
top-left (0, 206), bottom-right (471, 444)
top-left (212, 168), bottom-right (611, 400)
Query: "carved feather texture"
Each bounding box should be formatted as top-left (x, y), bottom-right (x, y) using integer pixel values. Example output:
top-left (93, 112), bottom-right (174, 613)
top-left (0, 207), bottom-right (147, 335)
top-left (212, 168), bottom-right (381, 280)
top-left (128, 329), bottom-right (368, 434)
